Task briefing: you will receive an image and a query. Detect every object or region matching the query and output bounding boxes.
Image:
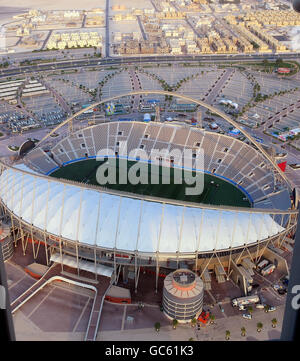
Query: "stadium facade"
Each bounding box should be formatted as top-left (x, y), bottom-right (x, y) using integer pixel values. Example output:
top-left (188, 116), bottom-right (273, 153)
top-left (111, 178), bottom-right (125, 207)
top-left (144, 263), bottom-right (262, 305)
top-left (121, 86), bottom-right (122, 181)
top-left (0, 92), bottom-right (298, 293)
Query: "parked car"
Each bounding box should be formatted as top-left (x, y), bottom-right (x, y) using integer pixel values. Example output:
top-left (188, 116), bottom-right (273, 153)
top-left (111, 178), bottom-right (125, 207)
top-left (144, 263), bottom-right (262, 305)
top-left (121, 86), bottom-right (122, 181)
top-left (281, 276), bottom-right (289, 286)
top-left (256, 304), bottom-right (265, 309)
top-left (242, 313), bottom-right (252, 320)
top-left (278, 288), bottom-right (287, 295)
top-left (266, 306), bottom-right (277, 312)
top-left (273, 284), bottom-right (282, 291)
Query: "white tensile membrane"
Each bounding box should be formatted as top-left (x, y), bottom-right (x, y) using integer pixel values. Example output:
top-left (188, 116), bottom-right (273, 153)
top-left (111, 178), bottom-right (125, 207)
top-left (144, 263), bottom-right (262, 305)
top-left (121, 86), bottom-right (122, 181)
top-left (0, 164), bottom-right (285, 254)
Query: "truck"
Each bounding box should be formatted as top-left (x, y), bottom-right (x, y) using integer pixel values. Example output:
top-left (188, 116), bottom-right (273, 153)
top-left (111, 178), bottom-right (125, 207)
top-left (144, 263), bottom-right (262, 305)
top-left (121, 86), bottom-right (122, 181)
top-left (83, 109), bottom-right (93, 114)
top-left (261, 264), bottom-right (276, 276)
top-left (209, 122), bottom-right (218, 130)
top-left (197, 311), bottom-right (210, 325)
top-left (256, 259), bottom-right (269, 271)
top-left (231, 295), bottom-right (260, 307)
top-left (143, 113), bottom-right (151, 122)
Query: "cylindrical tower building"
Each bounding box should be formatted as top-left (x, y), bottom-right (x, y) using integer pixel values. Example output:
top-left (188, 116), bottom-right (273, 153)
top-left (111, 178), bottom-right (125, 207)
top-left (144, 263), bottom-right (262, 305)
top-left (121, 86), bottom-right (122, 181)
top-left (163, 269), bottom-right (204, 323)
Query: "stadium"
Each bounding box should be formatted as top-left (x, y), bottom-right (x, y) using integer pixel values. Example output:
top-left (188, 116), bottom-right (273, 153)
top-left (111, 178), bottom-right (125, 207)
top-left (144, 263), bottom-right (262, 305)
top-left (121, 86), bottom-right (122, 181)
top-left (0, 91), bottom-right (298, 295)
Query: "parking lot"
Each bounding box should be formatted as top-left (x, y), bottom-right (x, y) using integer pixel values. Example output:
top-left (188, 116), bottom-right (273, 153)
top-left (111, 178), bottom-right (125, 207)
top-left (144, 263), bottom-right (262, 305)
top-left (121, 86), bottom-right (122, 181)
top-left (214, 70), bottom-right (253, 109)
top-left (48, 75), bottom-right (92, 106)
top-left (101, 70), bottom-right (133, 99)
top-left (23, 93), bottom-right (65, 126)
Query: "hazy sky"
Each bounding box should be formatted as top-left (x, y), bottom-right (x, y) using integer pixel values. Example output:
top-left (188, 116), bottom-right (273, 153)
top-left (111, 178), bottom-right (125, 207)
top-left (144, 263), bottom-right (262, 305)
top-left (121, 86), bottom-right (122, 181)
top-left (0, 1), bottom-right (106, 11)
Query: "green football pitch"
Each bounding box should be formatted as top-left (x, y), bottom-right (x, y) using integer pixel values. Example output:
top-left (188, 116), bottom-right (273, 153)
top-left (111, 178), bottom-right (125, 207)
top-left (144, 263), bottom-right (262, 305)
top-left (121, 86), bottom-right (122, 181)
top-left (50, 159), bottom-right (251, 208)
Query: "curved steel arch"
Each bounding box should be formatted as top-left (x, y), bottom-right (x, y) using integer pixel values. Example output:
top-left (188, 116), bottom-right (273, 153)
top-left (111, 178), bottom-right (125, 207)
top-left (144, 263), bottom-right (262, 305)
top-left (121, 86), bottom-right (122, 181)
top-left (37, 90), bottom-right (291, 189)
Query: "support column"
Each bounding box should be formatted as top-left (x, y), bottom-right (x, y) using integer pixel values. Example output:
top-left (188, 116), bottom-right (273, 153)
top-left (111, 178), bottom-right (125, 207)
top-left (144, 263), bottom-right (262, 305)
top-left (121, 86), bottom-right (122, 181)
top-left (94, 248), bottom-right (97, 281)
top-left (123, 265), bottom-right (129, 284)
top-left (76, 243), bottom-right (80, 277)
top-left (134, 252), bottom-right (138, 294)
top-left (155, 255), bottom-right (159, 294)
top-left (59, 238), bottom-right (64, 273)
top-left (31, 227), bottom-right (36, 260)
top-left (44, 233), bottom-right (49, 266)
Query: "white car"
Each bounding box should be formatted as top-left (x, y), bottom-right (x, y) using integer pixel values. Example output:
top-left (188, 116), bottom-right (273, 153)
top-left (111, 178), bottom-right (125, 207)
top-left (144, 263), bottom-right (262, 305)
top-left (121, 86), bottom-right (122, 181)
top-left (267, 306), bottom-right (277, 312)
top-left (256, 303), bottom-right (265, 309)
top-left (242, 313), bottom-right (252, 320)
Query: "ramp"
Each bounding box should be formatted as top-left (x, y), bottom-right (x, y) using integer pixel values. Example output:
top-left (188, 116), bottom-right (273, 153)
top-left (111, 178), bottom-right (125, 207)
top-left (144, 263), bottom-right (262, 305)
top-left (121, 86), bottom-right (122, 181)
top-left (201, 268), bottom-right (212, 290)
top-left (241, 258), bottom-right (255, 276)
top-left (84, 279), bottom-right (112, 341)
top-left (215, 265), bottom-right (226, 283)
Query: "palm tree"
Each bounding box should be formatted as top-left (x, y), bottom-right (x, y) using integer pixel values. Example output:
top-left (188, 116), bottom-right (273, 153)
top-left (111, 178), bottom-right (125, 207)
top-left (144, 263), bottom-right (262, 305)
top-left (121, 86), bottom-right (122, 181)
top-left (257, 322), bottom-right (263, 332)
top-left (172, 319), bottom-right (178, 329)
top-left (264, 305), bottom-right (270, 313)
top-left (248, 306), bottom-right (253, 314)
top-left (210, 314), bottom-right (215, 324)
top-left (191, 318), bottom-right (197, 328)
top-left (271, 318), bottom-right (277, 328)
top-left (225, 330), bottom-right (230, 340)
top-left (188, 337), bottom-right (194, 341)
top-left (154, 322), bottom-right (161, 332)
top-left (241, 327), bottom-right (246, 337)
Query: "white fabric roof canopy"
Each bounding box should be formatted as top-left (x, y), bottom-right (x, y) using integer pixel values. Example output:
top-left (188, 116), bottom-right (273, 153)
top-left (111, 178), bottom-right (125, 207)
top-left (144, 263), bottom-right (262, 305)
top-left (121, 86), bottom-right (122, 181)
top-left (0, 164), bottom-right (285, 254)
top-left (50, 253), bottom-right (114, 277)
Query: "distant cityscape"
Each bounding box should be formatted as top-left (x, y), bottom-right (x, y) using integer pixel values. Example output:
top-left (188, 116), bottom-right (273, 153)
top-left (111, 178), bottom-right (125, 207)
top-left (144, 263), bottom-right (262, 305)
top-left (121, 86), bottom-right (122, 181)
top-left (0, 0), bottom-right (299, 56)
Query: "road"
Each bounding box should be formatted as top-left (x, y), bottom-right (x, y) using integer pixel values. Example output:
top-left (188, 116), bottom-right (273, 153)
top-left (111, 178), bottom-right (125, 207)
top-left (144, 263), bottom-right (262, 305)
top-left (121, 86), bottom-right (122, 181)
top-left (1, 52), bottom-right (300, 80)
top-left (258, 98), bottom-right (300, 130)
top-left (137, 15), bottom-right (147, 41)
top-left (41, 30), bottom-right (53, 51)
top-left (128, 68), bottom-right (142, 111)
top-left (205, 68), bottom-right (235, 104)
top-left (149, 0), bottom-right (160, 12)
top-left (40, 78), bottom-right (71, 115)
top-left (0, 54), bottom-right (299, 81)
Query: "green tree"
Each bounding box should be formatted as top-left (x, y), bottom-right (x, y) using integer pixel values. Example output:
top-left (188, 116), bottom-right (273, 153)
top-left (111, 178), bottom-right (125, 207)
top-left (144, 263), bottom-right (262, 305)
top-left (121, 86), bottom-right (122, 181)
top-left (263, 59), bottom-right (269, 66)
top-left (172, 319), bottom-right (178, 329)
top-left (241, 327), bottom-right (246, 337)
top-left (257, 322), bottom-right (263, 332)
top-left (210, 314), bottom-right (215, 324)
top-left (154, 322), bottom-right (161, 332)
top-left (271, 318), bottom-right (277, 328)
top-left (191, 318), bottom-right (197, 327)
top-left (225, 330), bottom-right (230, 340)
